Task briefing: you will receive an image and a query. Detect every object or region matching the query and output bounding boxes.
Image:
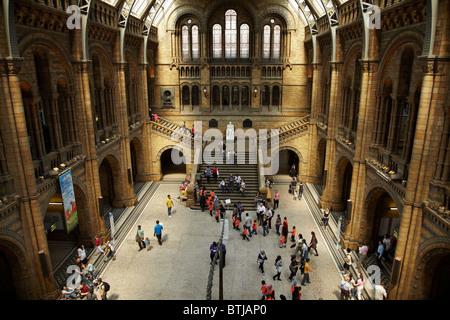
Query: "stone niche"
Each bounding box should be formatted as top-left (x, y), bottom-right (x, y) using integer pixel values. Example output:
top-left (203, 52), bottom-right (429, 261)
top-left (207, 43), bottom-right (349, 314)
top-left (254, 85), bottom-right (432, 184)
top-left (161, 88), bottom-right (175, 108)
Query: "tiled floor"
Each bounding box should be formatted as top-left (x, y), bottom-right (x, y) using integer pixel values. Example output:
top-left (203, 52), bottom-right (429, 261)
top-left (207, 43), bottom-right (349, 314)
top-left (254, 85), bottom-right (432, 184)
top-left (98, 180), bottom-right (343, 300)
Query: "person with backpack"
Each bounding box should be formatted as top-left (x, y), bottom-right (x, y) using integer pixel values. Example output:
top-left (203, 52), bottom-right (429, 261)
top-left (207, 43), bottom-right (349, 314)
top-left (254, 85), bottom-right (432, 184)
top-left (97, 278), bottom-right (109, 300)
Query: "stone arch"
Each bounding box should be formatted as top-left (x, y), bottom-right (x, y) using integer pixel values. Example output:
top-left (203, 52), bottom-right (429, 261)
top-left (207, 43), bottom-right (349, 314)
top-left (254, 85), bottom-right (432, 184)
top-left (0, 235), bottom-right (34, 299)
top-left (331, 155), bottom-right (353, 211)
top-left (156, 145), bottom-right (187, 176)
top-left (130, 136), bottom-right (143, 182)
top-left (377, 30), bottom-right (424, 93)
top-left (412, 242), bottom-right (450, 299)
top-left (98, 153), bottom-right (123, 208)
top-left (361, 184), bottom-right (402, 250)
top-left (273, 145), bottom-right (304, 178)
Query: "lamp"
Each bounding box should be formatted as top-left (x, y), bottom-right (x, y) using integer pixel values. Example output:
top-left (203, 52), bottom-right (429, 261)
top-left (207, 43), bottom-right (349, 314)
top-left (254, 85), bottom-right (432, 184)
top-left (254, 87), bottom-right (258, 97)
top-left (203, 87), bottom-right (207, 97)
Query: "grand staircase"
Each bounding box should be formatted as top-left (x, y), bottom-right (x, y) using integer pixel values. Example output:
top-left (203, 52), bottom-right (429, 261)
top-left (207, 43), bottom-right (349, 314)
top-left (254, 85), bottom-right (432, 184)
top-left (191, 148), bottom-right (259, 211)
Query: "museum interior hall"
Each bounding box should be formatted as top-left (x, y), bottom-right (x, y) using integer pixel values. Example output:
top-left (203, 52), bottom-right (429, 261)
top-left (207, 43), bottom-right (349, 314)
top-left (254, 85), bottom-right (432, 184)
top-left (0, 0), bottom-right (449, 300)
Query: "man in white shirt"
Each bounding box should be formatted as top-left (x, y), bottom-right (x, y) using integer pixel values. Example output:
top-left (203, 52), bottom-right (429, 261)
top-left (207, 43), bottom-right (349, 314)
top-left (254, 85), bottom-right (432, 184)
top-left (256, 203), bottom-right (265, 225)
top-left (374, 282), bottom-right (388, 300)
top-left (265, 207), bottom-right (273, 229)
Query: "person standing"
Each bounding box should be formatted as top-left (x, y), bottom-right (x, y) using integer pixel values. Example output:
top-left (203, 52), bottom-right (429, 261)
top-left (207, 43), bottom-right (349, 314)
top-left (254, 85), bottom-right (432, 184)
top-left (260, 280), bottom-right (267, 300)
top-left (212, 166), bottom-right (218, 182)
top-left (273, 256), bottom-right (283, 281)
top-left (374, 281), bottom-right (388, 300)
top-left (342, 248), bottom-right (353, 274)
top-left (282, 217), bottom-right (289, 243)
top-left (298, 182), bottom-right (304, 199)
top-left (228, 174), bottom-right (234, 192)
top-left (339, 275), bottom-right (352, 300)
top-left (354, 269), bottom-right (365, 300)
top-left (275, 214), bottom-right (281, 236)
top-left (257, 250), bottom-right (267, 275)
top-left (166, 195), bottom-right (173, 217)
top-left (210, 242), bottom-right (218, 265)
top-left (301, 259), bottom-right (314, 286)
top-left (262, 215), bottom-right (270, 237)
top-left (266, 207), bottom-right (273, 229)
top-left (200, 187), bottom-right (207, 212)
top-left (273, 190), bottom-right (280, 209)
top-left (220, 178), bottom-right (229, 194)
top-left (136, 225), bottom-right (145, 251)
top-left (239, 179), bottom-right (246, 197)
top-left (154, 220), bottom-right (163, 245)
top-left (237, 201), bottom-right (244, 222)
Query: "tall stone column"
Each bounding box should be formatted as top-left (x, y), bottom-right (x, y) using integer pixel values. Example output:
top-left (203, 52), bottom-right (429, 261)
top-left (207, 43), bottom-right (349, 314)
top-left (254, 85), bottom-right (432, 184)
top-left (307, 62), bottom-right (322, 184)
top-left (319, 61), bottom-right (343, 210)
top-left (343, 59), bottom-right (379, 249)
top-left (390, 58), bottom-right (448, 299)
top-left (72, 60), bottom-right (108, 242)
top-left (1, 57), bottom-right (59, 299)
top-left (114, 61), bottom-right (137, 207)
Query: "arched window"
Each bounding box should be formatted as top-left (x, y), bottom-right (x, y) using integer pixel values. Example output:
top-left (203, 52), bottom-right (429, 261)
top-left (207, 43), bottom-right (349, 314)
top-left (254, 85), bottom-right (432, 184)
top-left (272, 25), bottom-right (281, 59)
top-left (192, 25), bottom-right (199, 59)
top-left (181, 25), bottom-right (189, 59)
top-left (240, 24), bottom-right (250, 59)
top-left (213, 24), bottom-right (222, 58)
top-left (263, 25), bottom-right (271, 59)
top-left (225, 9), bottom-right (237, 58)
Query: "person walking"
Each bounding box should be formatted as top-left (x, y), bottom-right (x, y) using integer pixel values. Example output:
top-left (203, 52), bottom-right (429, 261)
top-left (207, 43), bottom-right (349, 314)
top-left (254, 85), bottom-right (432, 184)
top-left (301, 258), bottom-right (314, 286)
top-left (308, 231), bottom-right (319, 256)
top-left (288, 255), bottom-right (300, 282)
top-left (273, 190), bottom-right (280, 209)
top-left (244, 213), bottom-right (253, 237)
top-left (322, 208), bottom-right (330, 229)
top-left (154, 220), bottom-right (163, 245)
top-left (212, 166), bottom-right (218, 182)
top-left (94, 236), bottom-right (104, 255)
top-left (374, 281), bottom-right (388, 300)
top-left (354, 269), bottom-right (365, 300)
top-left (220, 178), bottom-right (229, 194)
top-left (166, 195), bottom-right (173, 217)
top-left (136, 225), bottom-right (145, 251)
top-left (342, 248), bottom-right (353, 274)
top-left (241, 227), bottom-right (250, 241)
top-left (86, 259), bottom-right (96, 281)
top-left (358, 243), bottom-right (369, 268)
top-left (289, 226), bottom-right (297, 242)
top-left (205, 166), bottom-right (211, 183)
top-left (376, 240), bottom-right (384, 267)
top-left (273, 256), bottom-right (282, 281)
top-left (210, 242), bottom-right (218, 265)
top-left (257, 249), bottom-right (268, 275)
top-left (260, 280), bottom-right (267, 300)
top-left (251, 221), bottom-right (258, 236)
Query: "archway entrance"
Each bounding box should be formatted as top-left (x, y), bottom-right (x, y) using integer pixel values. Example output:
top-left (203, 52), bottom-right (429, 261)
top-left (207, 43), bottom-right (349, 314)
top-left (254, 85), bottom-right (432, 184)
top-left (99, 159), bottom-right (115, 211)
top-left (278, 149), bottom-right (299, 176)
top-left (428, 253), bottom-right (450, 299)
top-left (317, 138), bottom-right (327, 186)
top-left (364, 189), bottom-right (400, 265)
top-left (160, 148), bottom-right (186, 176)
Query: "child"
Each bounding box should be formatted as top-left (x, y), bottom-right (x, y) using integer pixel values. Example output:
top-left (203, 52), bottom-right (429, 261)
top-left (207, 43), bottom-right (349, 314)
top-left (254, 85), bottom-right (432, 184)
top-left (252, 221), bottom-right (258, 235)
top-left (145, 237), bottom-right (151, 251)
top-left (279, 235), bottom-right (286, 248)
top-left (260, 280), bottom-right (267, 300)
top-left (235, 218), bottom-right (241, 231)
top-left (232, 215), bottom-right (236, 229)
top-left (215, 210), bottom-right (220, 223)
top-left (290, 226), bottom-right (297, 242)
top-left (242, 227), bottom-right (250, 241)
